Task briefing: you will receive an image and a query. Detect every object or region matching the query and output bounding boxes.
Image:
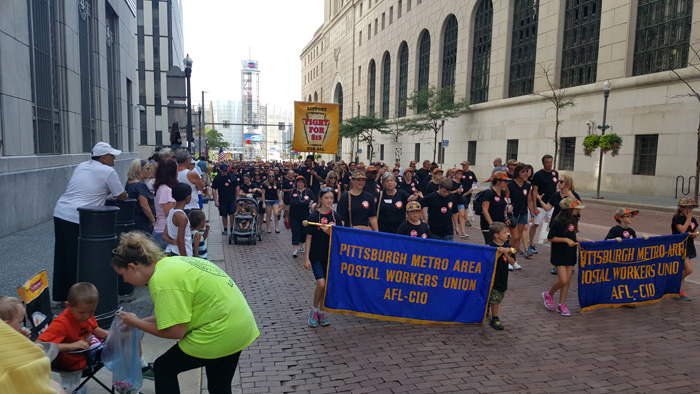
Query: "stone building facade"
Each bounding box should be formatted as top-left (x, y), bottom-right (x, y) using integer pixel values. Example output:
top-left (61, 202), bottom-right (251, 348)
top-left (301, 0), bottom-right (700, 197)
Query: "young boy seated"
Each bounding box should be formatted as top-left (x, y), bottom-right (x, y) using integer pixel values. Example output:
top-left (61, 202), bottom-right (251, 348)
top-left (36, 283), bottom-right (109, 391)
top-left (487, 222), bottom-right (515, 330)
top-left (605, 208), bottom-right (640, 241)
top-left (0, 296), bottom-right (31, 338)
top-left (235, 201), bottom-right (256, 231)
top-left (397, 201), bottom-right (432, 239)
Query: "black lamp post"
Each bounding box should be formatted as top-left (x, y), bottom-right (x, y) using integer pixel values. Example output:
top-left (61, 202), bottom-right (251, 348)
top-left (594, 79), bottom-right (612, 199)
top-left (439, 115), bottom-right (446, 164)
top-left (184, 54), bottom-right (193, 154)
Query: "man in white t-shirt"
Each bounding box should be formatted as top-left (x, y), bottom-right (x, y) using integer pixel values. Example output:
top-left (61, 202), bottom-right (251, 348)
top-left (52, 142), bottom-right (126, 302)
top-left (174, 150), bottom-right (204, 215)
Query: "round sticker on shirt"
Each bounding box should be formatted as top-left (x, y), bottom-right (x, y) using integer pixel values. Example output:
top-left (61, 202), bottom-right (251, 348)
top-left (410, 230), bottom-right (417, 237)
top-left (448, 202), bottom-right (453, 209)
top-left (623, 231), bottom-right (630, 238)
top-left (225, 183), bottom-right (229, 187)
top-left (523, 189), bottom-right (528, 196)
top-left (268, 186), bottom-right (272, 189)
top-left (495, 196), bottom-right (501, 202)
top-left (553, 177), bottom-right (558, 183)
top-left (568, 224), bottom-right (575, 232)
top-left (411, 183), bottom-right (415, 187)
top-left (304, 195), bottom-right (309, 200)
top-left (395, 201), bottom-right (403, 209)
top-left (274, 186), bottom-right (277, 189)
top-left (462, 175), bottom-right (466, 179)
top-left (362, 200), bottom-right (370, 208)
top-left (292, 193), bottom-right (298, 198)
top-left (421, 233), bottom-right (428, 238)
top-left (321, 217), bottom-right (328, 224)
top-left (469, 176), bottom-right (473, 180)
top-left (441, 207), bottom-right (448, 213)
top-left (692, 223), bottom-right (697, 230)
top-left (552, 171), bottom-right (556, 176)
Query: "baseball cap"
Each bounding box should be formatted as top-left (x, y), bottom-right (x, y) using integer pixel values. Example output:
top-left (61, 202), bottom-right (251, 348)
top-left (507, 159), bottom-right (518, 165)
top-left (351, 170), bottom-right (367, 179)
top-left (492, 170), bottom-right (509, 180)
top-left (367, 165), bottom-right (378, 172)
top-left (92, 142), bottom-right (121, 157)
top-left (678, 198), bottom-right (699, 208)
top-left (404, 167), bottom-right (414, 173)
top-left (406, 201), bottom-right (422, 212)
top-left (614, 208), bottom-right (639, 220)
top-left (432, 168), bottom-right (444, 174)
top-left (559, 197), bottom-right (585, 210)
top-left (295, 175), bottom-right (306, 183)
top-left (219, 164), bottom-right (229, 171)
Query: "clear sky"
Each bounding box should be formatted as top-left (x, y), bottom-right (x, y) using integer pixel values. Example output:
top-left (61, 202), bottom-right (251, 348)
top-left (182, 0), bottom-right (324, 109)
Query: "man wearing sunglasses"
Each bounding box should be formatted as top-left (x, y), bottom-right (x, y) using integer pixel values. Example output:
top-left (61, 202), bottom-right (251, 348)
top-left (528, 154), bottom-right (559, 255)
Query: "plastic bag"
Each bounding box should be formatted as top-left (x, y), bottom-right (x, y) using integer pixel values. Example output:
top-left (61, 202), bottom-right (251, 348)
top-left (102, 314), bottom-right (143, 394)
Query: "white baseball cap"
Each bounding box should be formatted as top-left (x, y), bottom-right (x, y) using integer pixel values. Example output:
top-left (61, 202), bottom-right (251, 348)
top-left (92, 142), bottom-right (121, 156)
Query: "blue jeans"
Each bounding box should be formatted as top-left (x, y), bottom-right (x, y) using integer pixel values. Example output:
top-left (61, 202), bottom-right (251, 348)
top-left (434, 234), bottom-right (454, 242)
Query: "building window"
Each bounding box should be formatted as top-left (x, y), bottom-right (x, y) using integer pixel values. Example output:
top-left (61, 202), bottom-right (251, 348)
top-left (441, 15), bottom-right (458, 93)
top-left (382, 13), bottom-right (385, 30)
top-left (360, 3), bottom-right (363, 16)
top-left (358, 66), bottom-right (362, 86)
top-left (106, 6), bottom-right (122, 149)
top-left (390, 6), bottom-right (393, 24)
top-left (398, 0), bottom-right (403, 18)
top-left (369, 60), bottom-right (376, 115)
top-left (633, 134), bottom-right (658, 175)
top-left (380, 144), bottom-right (385, 161)
top-left (335, 84), bottom-right (344, 123)
top-left (559, 137), bottom-right (576, 171)
top-left (359, 31), bottom-right (362, 46)
top-left (314, 92), bottom-right (318, 102)
top-left (509, 0), bottom-right (539, 98)
top-left (382, 53), bottom-right (391, 119)
top-left (375, 19), bottom-right (378, 35)
top-left (561, 0), bottom-right (602, 88)
top-left (155, 130), bottom-right (162, 145)
top-left (417, 30), bottom-right (431, 113)
top-left (369, 24), bottom-right (371, 39)
top-left (633, 0), bottom-right (693, 76)
top-left (470, 1), bottom-right (493, 104)
top-left (506, 139), bottom-right (518, 162)
top-left (28, 0), bottom-right (62, 153)
top-left (414, 143), bottom-right (421, 162)
top-left (398, 42), bottom-right (409, 118)
top-left (80, 0), bottom-right (98, 151)
top-left (152, 0), bottom-right (161, 116)
top-left (407, 0), bottom-right (412, 11)
top-left (468, 141), bottom-right (477, 165)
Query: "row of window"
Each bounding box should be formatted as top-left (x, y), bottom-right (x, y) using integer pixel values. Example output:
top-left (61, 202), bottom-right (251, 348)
top-left (344, 0), bottom-right (693, 116)
top-left (359, 0), bottom-right (420, 46)
top-left (304, 62), bottom-right (323, 85)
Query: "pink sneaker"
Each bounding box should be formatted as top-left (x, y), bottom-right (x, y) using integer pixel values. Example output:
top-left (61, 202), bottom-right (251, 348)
top-left (557, 304), bottom-right (571, 316)
top-left (542, 291), bottom-right (555, 311)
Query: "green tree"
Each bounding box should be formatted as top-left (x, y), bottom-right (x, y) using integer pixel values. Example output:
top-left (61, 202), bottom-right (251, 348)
top-left (339, 114), bottom-right (390, 161)
top-left (388, 117), bottom-right (413, 163)
top-left (205, 129), bottom-right (229, 151)
top-left (404, 86), bottom-right (469, 162)
top-left (533, 64), bottom-right (575, 169)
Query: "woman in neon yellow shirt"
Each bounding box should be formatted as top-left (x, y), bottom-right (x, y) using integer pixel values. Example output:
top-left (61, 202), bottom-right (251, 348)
top-left (112, 232), bottom-right (259, 394)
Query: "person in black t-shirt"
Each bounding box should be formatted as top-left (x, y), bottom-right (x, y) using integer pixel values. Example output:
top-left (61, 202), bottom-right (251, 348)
top-left (506, 163), bottom-right (534, 267)
top-left (337, 171), bottom-right (378, 231)
top-left (283, 176), bottom-right (317, 257)
top-left (397, 201), bottom-right (432, 238)
top-left (458, 161), bottom-right (478, 230)
top-left (297, 155), bottom-right (325, 197)
top-left (528, 154), bottom-right (559, 255)
top-left (480, 171), bottom-right (510, 245)
top-left (415, 160), bottom-right (432, 190)
top-left (400, 167), bottom-right (421, 194)
top-left (262, 171), bottom-right (282, 233)
top-left (304, 188), bottom-right (339, 328)
top-left (324, 171), bottom-right (342, 209)
top-left (487, 222), bottom-right (515, 330)
top-left (605, 208), bottom-right (640, 241)
top-left (424, 168), bottom-right (443, 196)
top-left (376, 173), bottom-right (420, 234)
top-left (211, 164), bottom-right (240, 235)
top-left (419, 178), bottom-right (459, 241)
top-left (672, 199), bottom-right (699, 300)
top-left (363, 166), bottom-right (381, 201)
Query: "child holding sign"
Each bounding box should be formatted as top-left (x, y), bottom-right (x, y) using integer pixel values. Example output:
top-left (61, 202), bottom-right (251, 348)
top-left (672, 199), bottom-right (698, 301)
top-left (487, 222), bottom-right (515, 330)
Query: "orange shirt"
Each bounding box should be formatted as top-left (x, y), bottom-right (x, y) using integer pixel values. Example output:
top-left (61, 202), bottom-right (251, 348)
top-left (37, 309), bottom-right (98, 371)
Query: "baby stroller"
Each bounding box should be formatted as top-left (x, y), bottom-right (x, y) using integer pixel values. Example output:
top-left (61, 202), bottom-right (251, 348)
top-left (230, 195), bottom-right (263, 245)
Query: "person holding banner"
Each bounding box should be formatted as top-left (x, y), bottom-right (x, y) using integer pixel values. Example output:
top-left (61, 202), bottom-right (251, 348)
top-left (397, 201), bottom-right (432, 238)
top-left (419, 178), bottom-right (460, 241)
top-left (283, 176), bottom-right (317, 257)
top-left (605, 208), bottom-right (640, 241)
top-left (480, 171), bottom-right (510, 245)
top-left (337, 171), bottom-right (379, 231)
top-left (672, 198), bottom-right (698, 301)
top-left (377, 173), bottom-right (420, 234)
top-left (304, 188), bottom-right (339, 327)
top-left (543, 197), bottom-right (590, 316)
top-left (487, 222), bottom-right (516, 330)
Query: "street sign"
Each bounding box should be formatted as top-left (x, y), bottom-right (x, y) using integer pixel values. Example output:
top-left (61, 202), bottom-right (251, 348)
top-left (443, 140), bottom-right (449, 147)
top-left (358, 149), bottom-right (363, 153)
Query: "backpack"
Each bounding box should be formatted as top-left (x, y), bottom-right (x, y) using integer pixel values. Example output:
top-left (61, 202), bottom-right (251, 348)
top-left (472, 189), bottom-right (492, 216)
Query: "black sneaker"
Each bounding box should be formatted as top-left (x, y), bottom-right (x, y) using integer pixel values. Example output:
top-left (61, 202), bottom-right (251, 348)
top-left (142, 364), bottom-right (155, 380)
top-left (489, 318), bottom-right (504, 330)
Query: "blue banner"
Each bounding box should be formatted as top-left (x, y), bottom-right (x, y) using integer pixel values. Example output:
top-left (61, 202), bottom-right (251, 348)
top-left (577, 234), bottom-right (687, 312)
top-left (324, 226), bottom-right (497, 324)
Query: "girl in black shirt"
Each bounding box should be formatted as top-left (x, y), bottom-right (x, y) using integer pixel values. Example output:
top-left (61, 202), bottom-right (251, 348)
top-left (283, 176), bottom-right (317, 257)
top-left (672, 199), bottom-right (699, 300)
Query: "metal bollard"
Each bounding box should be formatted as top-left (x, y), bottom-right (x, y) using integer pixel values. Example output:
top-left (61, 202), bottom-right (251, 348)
top-left (106, 198), bottom-right (136, 297)
top-left (77, 206), bottom-right (119, 327)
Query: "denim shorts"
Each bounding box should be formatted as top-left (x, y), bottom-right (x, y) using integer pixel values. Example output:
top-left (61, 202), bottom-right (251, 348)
top-left (457, 204), bottom-right (465, 210)
top-left (513, 212), bottom-right (529, 225)
top-left (265, 199), bottom-right (279, 206)
top-left (311, 261), bottom-right (328, 280)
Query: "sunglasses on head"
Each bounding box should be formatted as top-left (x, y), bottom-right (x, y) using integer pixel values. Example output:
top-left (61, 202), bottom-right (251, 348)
top-left (112, 248), bottom-right (138, 265)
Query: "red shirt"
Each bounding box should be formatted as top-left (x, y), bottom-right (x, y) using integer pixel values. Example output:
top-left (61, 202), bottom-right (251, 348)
top-left (37, 309), bottom-right (98, 371)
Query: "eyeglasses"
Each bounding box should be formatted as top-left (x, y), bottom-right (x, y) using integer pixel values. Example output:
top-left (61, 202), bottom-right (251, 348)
top-left (328, 176), bottom-right (337, 179)
top-left (320, 187), bottom-right (334, 192)
top-left (111, 248), bottom-right (138, 265)
top-left (557, 180), bottom-right (565, 184)
top-left (520, 170), bottom-right (528, 173)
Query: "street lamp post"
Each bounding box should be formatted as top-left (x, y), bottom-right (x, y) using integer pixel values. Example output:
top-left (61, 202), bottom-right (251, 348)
top-left (439, 115), bottom-right (446, 164)
top-left (184, 54), bottom-right (193, 155)
top-left (594, 79), bottom-right (612, 199)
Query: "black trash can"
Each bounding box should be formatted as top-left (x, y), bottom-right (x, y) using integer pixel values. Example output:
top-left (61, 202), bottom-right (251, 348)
top-left (77, 205), bottom-right (119, 326)
top-left (106, 198), bottom-right (136, 297)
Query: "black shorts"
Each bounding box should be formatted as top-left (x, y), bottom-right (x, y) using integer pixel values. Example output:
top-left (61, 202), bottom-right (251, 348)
top-left (218, 201), bottom-right (236, 216)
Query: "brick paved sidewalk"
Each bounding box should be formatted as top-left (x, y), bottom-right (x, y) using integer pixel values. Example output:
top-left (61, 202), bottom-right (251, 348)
top-left (223, 219), bottom-right (700, 393)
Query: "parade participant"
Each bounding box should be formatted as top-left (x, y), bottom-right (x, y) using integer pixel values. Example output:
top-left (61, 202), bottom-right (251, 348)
top-left (415, 160), bottom-right (432, 189)
top-left (304, 188), bottom-right (339, 327)
top-left (535, 174), bottom-right (579, 272)
top-left (280, 170), bottom-right (296, 222)
top-left (397, 201), bottom-right (431, 238)
top-left (419, 178), bottom-right (459, 241)
top-left (486, 157), bottom-right (508, 182)
top-left (605, 208), bottom-right (640, 241)
top-left (112, 232), bottom-right (259, 394)
top-left (126, 159), bottom-right (156, 234)
top-left (189, 210), bottom-right (209, 259)
top-left (377, 173), bottom-right (419, 234)
top-left (153, 159), bottom-right (178, 249)
top-left (506, 159), bottom-right (518, 179)
top-left (672, 199), bottom-right (698, 301)
top-left (424, 168), bottom-right (444, 195)
top-left (283, 176), bottom-right (317, 257)
top-left (212, 164), bottom-right (240, 236)
top-left (336, 161), bottom-right (351, 191)
top-left (395, 161), bottom-right (404, 176)
top-left (458, 161), bottom-right (478, 230)
top-left (175, 150), bottom-right (204, 215)
top-left (262, 171), bottom-right (282, 233)
top-left (529, 154), bottom-right (559, 255)
top-left (297, 155), bottom-right (325, 197)
top-left (169, 122), bottom-right (182, 151)
top-left (162, 183), bottom-right (193, 257)
top-left (324, 170), bottom-right (341, 210)
top-left (400, 167), bottom-right (420, 194)
top-left (363, 166), bottom-right (381, 200)
top-left (348, 161), bottom-right (357, 173)
top-left (506, 163), bottom-right (534, 268)
top-left (240, 174), bottom-right (266, 227)
top-left (337, 171), bottom-right (379, 231)
top-left (52, 142), bottom-right (127, 302)
top-left (392, 167), bottom-right (402, 183)
top-left (480, 171), bottom-right (510, 245)
top-left (542, 198), bottom-right (589, 316)
top-left (487, 222), bottom-right (515, 330)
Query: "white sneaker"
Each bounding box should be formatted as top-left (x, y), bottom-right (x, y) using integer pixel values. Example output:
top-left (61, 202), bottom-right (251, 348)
top-left (299, 246), bottom-right (305, 252)
top-left (508, 264), bottom-right (514, 271)
top-left (512, 261), bottom-right (522, 270)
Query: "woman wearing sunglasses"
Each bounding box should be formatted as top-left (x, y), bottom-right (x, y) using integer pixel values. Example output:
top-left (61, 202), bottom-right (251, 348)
top-left (324, 170), bottom-right (341, 211)
top-left (262, 171), bottom-right (282, 233)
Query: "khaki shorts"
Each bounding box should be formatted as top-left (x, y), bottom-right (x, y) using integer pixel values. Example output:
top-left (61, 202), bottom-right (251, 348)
top-left (489, 289), bottom-right (505, 305)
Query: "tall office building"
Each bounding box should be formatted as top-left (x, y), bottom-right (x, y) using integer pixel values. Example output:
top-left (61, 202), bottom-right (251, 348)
top-left (241, 60), bottom-right (263, 159)
top-left (136, 0), bottom-right (185, 157)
